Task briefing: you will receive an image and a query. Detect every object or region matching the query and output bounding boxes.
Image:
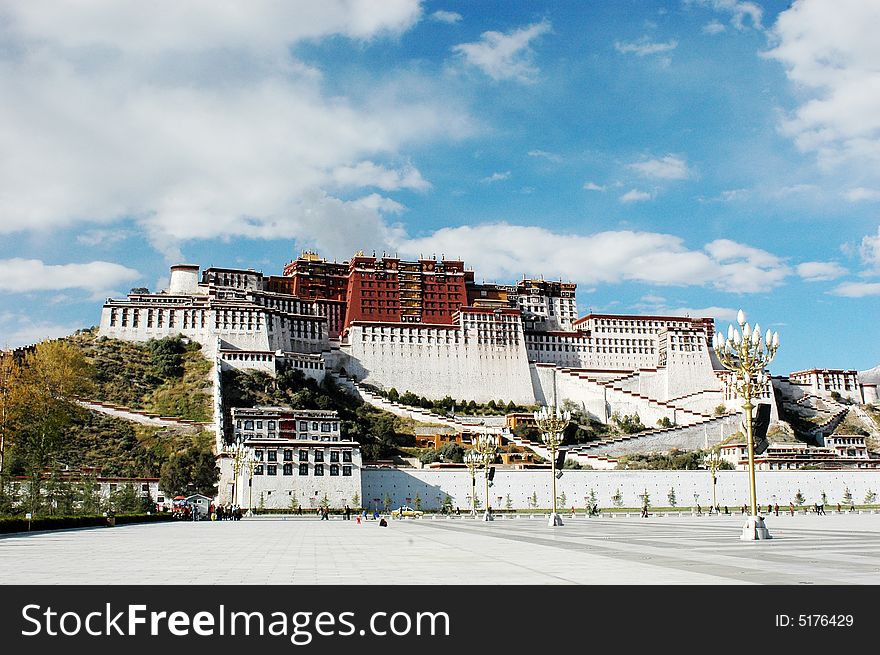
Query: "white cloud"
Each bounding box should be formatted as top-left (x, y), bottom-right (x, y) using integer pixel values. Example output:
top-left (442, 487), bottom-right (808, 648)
top-left (796, 261), bottom-right (848, 282)
top-left (620, 189), bottom-right (653, 203)
top-left (528, 149), bottom-right (562, 162)
top-left (844, 187), bottom-right (880, 202)
top-left (700, 188), bottom-right (749, 203)
top-left (702, 20), bottom-right (726, 35)
top-left (452, 20), bottom-right (551, 82)
top-left (3, 0), bottom-right (424, 52)
top-left (331, 161), bottom-right (430, 191)
top-left (688, 1), bottom-right (763, 30)
top-left (671, 306), bottom-right (739, 321)
top-left (614, 37), bottom-right (678, 57)
top-left (0, 259), bottom-right (141, 295)
top-left (765, 0), bottom-right (880, 170)
top-left (395, 224), bottom-right (791, 293)
top-left (583, 182), bottom-right (606, 192)
top-left (482, 171), bottom-right (511, 183)
top-left (860, 227), bottom-right (880, 270)
top-left (431, 10), bottom-right (462, 24)
top-left (0, 1), bottom-right (475, 262)
top-left (629, 154), bottom-right (691, 180)
top-left (831, 281), bottom-right (880, 297)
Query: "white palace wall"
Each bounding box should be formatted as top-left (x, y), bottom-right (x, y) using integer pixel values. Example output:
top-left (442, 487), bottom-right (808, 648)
top-left (338, 324), bottom-right (535, 404)
top-left (361, 468), bottom-right (880, 511)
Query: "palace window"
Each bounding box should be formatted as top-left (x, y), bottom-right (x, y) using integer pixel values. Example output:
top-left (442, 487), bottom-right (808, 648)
top-left (314, 451), bottom-right (324, 462)
top-left (283, 464), bottom-right (293, 476)
top-left (342, 466), bottom-right (352, 476)
top-left (254, 465), bottom-right (264, 476)
top-left (330, 464), bottom-right (339, 476)
top-left (298, 449), bottom-right (308, 461)
top-left (254, 450), bottom-right (263, 461)
top-left (342, 451), bottom-right (352, 463)
top-left (283, 449), bottom-right (292, 461)
top-left (314, 464), bottom-right (324, 476)
top-left (267, 465), bottom-right (277, 476)
top-left (267, 450), bottom-right (277, 462)
top-left (330, 451), bottom-right (339, 463)
top-left (299, 464), bottom-right (308, 476)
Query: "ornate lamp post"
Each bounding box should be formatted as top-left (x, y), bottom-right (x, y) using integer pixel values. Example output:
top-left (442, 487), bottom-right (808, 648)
top-left (475, 433), bottom-right (497, 521)
top-left (533, 405), bottom-right (570, 527)
top-left (713, 308), bottom-right (779, 541)
top-left (464, 449), bottom-right (481, 517)
top-left (705, 451), bottom-right (721, 513)
top-left (227, 438), bottom-right (247, 508)
top-left (246, 454), bottom-right (258, 516)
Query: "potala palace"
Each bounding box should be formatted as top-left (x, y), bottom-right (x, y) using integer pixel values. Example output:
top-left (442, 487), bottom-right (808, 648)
top-left (96, 251), bottom-right (880, 508)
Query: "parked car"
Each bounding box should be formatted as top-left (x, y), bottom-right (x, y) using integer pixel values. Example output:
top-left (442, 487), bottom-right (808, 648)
top-left (391, 505), bottom-right (424, 517)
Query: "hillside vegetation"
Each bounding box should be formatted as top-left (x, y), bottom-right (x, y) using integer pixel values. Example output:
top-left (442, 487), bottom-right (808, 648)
top-left (67, 328), bottom-right (212, 422)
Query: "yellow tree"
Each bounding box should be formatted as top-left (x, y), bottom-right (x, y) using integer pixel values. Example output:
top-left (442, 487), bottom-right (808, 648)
top-left (0, 351), bottom-right (18, 476)
top-left (11, 341), bottom-right (93, 514)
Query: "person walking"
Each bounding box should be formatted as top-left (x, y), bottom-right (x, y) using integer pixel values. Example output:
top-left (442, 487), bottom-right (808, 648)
top-left (774, 503), bottom-right (779, 516)
top-left (789, 502), bottom-right (795, 516)
top-left (818, 504), bottom-right (826, 516)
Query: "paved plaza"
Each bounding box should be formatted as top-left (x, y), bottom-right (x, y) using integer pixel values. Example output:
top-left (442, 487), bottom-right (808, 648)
top-left (2, 513), bottom-right (879, 585)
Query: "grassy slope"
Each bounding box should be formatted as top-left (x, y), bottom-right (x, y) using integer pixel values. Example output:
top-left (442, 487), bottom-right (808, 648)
top-left (66, 329), bottom-right (212, 422)
top-left (47, 329), bottom-right (216, 477)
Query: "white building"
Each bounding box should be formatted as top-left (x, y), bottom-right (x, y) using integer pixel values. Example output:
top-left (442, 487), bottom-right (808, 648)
top-left (220, 408), bottom-right (362, 510)
top-left (789, 369), bottom-right (868, 404)
top-left (98, 264), bottom-right (330, 362)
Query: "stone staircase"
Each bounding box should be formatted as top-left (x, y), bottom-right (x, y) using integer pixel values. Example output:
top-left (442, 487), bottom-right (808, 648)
top-left (330, 373), bottom-right (505, 434)
top-left (557, 367), bottom-right (715, 426)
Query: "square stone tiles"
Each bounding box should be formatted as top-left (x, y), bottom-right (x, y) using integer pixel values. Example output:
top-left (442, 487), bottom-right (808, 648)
top-left (1, 513), bottom-right (879, 585)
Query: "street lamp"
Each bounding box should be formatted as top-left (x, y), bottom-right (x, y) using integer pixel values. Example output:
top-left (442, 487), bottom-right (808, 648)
top-left (246, 454), bottom-right (258, 516)
top-left (227, 438), bottom-right (247, 509)
top-left (464, 449), bottom-right (481, 517)
top-left (705, 451), bottom-right (721, 513)
top-left (475, 433), bottom-right (497, 521)
top-left (533, 405), bottom-right (570, 527)
top-left (713, 308), bottom-right (779, 541)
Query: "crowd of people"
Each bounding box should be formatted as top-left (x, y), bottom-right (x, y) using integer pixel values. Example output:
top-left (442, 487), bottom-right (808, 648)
top-left (208, 504), bottom-right (242, 521)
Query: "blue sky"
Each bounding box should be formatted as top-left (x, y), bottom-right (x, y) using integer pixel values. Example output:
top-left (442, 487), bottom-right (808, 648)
top-left (0, 0), bottom-right (878, 375)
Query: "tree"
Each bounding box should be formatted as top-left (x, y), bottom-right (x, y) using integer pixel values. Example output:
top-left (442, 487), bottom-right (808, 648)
top-left (505, 494), bottom-right (512, 510)
top-left (108, 483), bottom-right (142, 514)
top-left (11, 342), bottom-right (93, 516)
top-left (387, 388), bottom-right (399, 402)
top-left (438, 442), bottom-right (465, 463)
top-left (714, 404), bottom-right (727, 416)
top-left (794, 490), bottom-right (805, 506)
top-left (129, 287), bottom-right (150, 294)
top-left (383, 492), bottom-right (392, 511)
top-left (612, 488), bottom-right (623, 508)
top-left (559, 491), bottom-right (567, 508)
top-left (351, 492), bottom-right (360, 510)
top-left (530, 491), bottom-right (538, 509)
top-left (865, 489), bottom-right (877, 505)
top-left (413, 492), bottom-right (422, 511)
top-left (0, 352), bottom-right (17, 476)
top-left (320, 493), bottom-right (330, 510)
top-left (587, 488), bottom-right (597, 508)
top-left (289, 494), bottom-right (300, 511)
top-left (443, 494), bottom-right (453, 511)
top-left (667, 488), bottom-right (677, 507)
top-left (638, 489), bottom-right (651, 508)
top-left (159, 447), bottom-right (218, 497)
top-left (148, 337), bottom-right (186, 379)
top-left (820, 491), bottom-right (827, 505)
top-left (842, 487), bottom-right (852, 505)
